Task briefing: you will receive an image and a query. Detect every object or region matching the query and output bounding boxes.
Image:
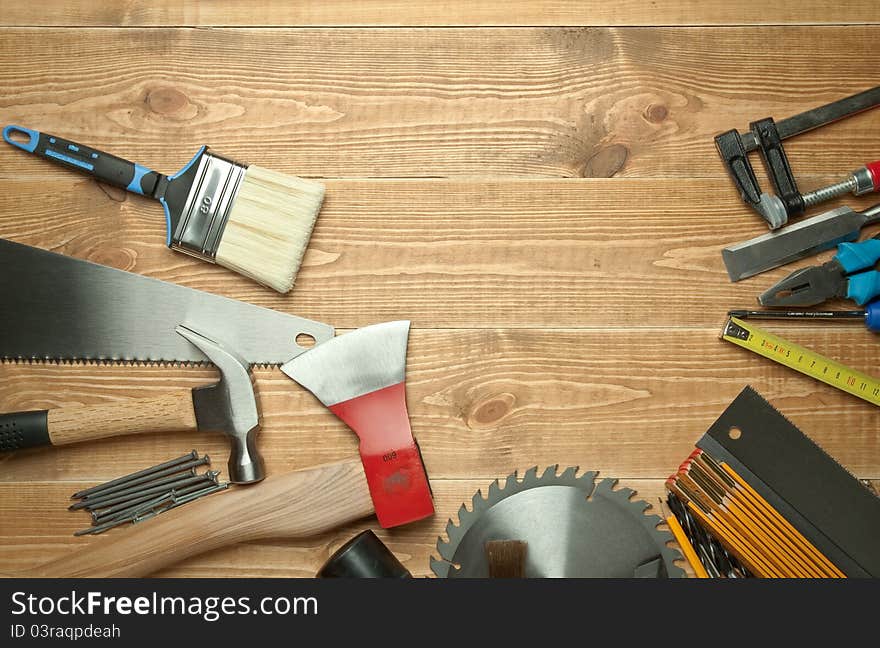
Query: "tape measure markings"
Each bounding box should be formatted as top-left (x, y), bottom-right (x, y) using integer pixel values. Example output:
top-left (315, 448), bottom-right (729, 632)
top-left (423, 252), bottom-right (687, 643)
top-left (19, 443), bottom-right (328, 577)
top-left (721, 317), bottom-right (880, 407)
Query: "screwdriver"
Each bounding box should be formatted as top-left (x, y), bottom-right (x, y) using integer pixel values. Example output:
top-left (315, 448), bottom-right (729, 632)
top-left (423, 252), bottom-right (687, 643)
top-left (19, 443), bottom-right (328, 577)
top-left (728, 306), bottom-right (880, 332)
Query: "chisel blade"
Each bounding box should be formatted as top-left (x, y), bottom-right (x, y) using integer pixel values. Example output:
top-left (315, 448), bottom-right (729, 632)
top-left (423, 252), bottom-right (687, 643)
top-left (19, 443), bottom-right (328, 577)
top-left (722, 206), bottom-right (863, 281)
top-left (0, 238), bottom-right (334, 366)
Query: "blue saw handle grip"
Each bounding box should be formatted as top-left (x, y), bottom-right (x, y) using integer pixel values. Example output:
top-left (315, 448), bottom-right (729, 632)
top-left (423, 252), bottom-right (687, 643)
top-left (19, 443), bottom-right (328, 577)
top-left (847, 270), bottom-right (880, 306)
top-left (836, 239), bottom-right (880, 274)
top-left (3, 125), bottom-right (159, 196)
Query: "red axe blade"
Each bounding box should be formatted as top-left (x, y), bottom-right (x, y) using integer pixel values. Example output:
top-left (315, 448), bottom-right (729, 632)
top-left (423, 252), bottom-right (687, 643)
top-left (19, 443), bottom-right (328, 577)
top-left (281, 321), bottom-right (434, 528)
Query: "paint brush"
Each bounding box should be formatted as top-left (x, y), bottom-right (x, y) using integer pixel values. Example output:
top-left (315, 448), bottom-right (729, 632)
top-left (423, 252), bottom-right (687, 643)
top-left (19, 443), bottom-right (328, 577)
top-left (3, 125), bottom-right (324, 293)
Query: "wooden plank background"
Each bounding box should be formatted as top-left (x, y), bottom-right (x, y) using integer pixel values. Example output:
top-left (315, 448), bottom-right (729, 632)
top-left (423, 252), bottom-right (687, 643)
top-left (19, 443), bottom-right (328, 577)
top-left (0, 14), bottom-right (878, 578)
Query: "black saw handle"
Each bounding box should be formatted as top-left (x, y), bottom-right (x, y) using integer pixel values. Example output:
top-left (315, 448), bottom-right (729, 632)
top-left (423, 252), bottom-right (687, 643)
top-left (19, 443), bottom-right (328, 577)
top-left (0, 410), bottom-right (50, 451)
top-left (3, 125), bottom-right (161, 197)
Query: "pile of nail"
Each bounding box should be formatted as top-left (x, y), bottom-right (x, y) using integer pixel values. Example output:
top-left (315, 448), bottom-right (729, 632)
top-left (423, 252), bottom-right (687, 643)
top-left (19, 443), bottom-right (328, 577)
top-left (70, 450), bottom-right (228, 536)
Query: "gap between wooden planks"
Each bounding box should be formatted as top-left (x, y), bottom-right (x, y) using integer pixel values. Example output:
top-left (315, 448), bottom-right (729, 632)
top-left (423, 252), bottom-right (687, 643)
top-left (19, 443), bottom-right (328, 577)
top-left (0, 1), bottom-right (877, 27)
top-left (0, 28), bottom-right (878, 179)
top-left (0, 177), bottom-right (877, 329)
top-left (1, 328), bottom-right (877, 484)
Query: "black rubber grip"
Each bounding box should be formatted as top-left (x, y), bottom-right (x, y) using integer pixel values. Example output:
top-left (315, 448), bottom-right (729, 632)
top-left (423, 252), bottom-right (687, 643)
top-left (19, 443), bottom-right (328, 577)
top-left (0, 410), bottom-right (50, 452)
top-left (3, 125), bottom-right (160, 197)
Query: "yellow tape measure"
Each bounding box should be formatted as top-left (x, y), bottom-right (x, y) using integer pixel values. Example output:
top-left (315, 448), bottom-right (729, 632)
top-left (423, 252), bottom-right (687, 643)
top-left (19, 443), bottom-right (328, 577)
top-left (721, 317), bottom-right (880, 407)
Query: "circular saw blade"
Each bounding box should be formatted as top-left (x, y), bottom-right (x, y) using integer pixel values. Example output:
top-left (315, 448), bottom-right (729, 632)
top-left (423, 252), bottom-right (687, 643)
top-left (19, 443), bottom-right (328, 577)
top-left (430, 466), bottom-right (685, 578)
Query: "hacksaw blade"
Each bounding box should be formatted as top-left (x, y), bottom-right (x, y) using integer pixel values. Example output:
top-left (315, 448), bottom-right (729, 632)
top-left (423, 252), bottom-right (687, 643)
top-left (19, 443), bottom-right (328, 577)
top-left (0, 238), bottom-right (334, 366)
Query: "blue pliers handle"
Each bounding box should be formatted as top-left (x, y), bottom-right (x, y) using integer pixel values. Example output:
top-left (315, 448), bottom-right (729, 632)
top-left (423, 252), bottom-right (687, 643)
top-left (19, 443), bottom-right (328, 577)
top-left (759, 237), bottom-right (880, 307)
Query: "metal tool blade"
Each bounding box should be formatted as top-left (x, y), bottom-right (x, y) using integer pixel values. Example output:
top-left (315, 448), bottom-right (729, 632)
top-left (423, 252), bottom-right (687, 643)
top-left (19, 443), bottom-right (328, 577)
top-left (281, 321), bottom-right (408, 406)
top-left (0, 238), bottom-right (334, 365)
top-left (431, 465), bottom-right (684, 578)
top-left (722, 205), bottom-right (876, 281)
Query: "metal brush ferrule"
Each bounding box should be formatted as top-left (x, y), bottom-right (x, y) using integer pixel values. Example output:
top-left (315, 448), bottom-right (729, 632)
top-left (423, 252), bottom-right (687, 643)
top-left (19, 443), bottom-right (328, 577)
top-left (171, 151), bottom-right (247, 261)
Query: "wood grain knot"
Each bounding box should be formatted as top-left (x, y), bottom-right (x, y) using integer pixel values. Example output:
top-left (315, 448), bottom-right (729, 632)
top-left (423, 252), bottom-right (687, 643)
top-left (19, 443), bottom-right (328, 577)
top-left (468, 393), bottom-right (516, 427)
top-left (644, 103), bottom-right (668, 123)
top-left (88, 246), bottom-right (138, 272)
top-left (145, 87), bottom-right (191, 117)
top-left (581, 144), bottom-right (628, 178)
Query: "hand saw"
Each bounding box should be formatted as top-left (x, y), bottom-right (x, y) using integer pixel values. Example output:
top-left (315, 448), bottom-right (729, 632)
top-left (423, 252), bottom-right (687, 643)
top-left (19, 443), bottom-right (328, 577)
top-left (0, 238), bottom-right (333, 365)
top-left (0, 238), bottom-right (332, 457)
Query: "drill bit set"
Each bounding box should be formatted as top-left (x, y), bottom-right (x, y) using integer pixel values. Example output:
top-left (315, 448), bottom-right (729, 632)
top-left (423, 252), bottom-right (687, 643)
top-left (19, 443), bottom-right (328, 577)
top-left (69, 451), bottom-right (228, 536)
top-left (666, 387), bottom-right (880, 578)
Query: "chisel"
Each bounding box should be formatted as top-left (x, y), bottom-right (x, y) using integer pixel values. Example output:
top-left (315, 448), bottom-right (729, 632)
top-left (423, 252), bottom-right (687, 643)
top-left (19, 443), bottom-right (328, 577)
top-left (722, 203), bottom-right (880, 281)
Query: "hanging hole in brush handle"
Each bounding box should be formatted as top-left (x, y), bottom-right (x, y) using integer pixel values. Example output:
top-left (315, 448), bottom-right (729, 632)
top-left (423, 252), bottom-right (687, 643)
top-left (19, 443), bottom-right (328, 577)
top-left (2, 124), bottom-right (161, 196)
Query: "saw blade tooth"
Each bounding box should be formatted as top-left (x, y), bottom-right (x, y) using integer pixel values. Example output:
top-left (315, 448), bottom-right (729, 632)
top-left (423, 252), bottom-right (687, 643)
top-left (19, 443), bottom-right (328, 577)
top-left (523, 466), bottom-right (539, 484)
top-left (541, 465), bottom-right (558, 481)
top-left (577, 470), bottom-right (598, 486)
top-left (594, 477), bottom-right (618, 496)
top-left (559, 466), bottom-right (578, 482)
top-left (471, 489), bottom-right (485, 512)
top-left (487, 479), bottom-right (501, 499)
top-left (429, 556), bottom-right (450, 578)
top-left (616, 486), bottom-right (636, 501)
top-left (436, 537), bottom-right (456, 562)
top-left (504, 472), bottom-right (518, 491)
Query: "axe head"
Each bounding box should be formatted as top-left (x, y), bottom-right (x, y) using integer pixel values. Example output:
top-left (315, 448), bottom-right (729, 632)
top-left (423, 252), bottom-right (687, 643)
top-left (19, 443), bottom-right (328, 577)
top-left (281, 321), bottom-right (434, 528)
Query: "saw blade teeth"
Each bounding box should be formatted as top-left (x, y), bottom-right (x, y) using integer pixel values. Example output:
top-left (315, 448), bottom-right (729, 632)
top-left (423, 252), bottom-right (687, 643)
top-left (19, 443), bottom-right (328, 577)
top-left (616, 486), bottom-right (636, 501)
top-left (594, 477), bottom-right (617, 496)
top-left (504, 472), bottom-right (518, 491)
top-left (0, 356), bottom-right (281, 369)
top-left (578, 470), bottom-right (598, 486)
top-left (429, 556), bottom-right (449, 578)
top-left (433, 465), bottom-right (688, 578)
top-left (437, 537), bottom-right (456, 562)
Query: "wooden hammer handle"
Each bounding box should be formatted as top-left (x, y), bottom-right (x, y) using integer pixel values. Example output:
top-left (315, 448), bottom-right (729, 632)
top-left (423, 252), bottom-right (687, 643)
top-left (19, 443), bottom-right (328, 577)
top-left (0, 390), bottom-right (197, 451)
top-left (21, 457), bottom-right (374, 577)
top-left (48, 390), bottom-right (197, 445)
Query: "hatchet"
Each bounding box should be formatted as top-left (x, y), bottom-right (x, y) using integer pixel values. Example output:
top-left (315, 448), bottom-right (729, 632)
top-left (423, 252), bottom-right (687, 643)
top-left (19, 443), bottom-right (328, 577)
top-left (14, 321), bottom-right (434, 577)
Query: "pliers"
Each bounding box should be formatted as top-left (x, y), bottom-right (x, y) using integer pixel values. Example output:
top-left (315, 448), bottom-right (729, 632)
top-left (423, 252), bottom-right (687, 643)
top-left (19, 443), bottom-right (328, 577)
top-left (759, 236), bottom-right (880, 307)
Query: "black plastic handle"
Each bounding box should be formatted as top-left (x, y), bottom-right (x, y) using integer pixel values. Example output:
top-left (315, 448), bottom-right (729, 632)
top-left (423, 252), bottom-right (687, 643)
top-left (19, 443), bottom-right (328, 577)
top-left (3, 125), bottom-right (160, 197)
top-left (0, 410), bottom-right (50, 452)
top-left (750, 118), bottom-right (804, 218)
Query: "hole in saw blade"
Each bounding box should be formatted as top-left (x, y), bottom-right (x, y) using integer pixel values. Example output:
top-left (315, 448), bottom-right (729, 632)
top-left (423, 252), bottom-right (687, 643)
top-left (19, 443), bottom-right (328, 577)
top-left (295, 333), bottom-right (316, 348)
top-left (728, 426), bottom-right (742, 440)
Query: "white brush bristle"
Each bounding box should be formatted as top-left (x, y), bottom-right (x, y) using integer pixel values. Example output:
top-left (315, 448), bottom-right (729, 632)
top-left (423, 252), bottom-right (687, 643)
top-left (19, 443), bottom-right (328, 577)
top-left (214, 165), bottom-right (325, 293)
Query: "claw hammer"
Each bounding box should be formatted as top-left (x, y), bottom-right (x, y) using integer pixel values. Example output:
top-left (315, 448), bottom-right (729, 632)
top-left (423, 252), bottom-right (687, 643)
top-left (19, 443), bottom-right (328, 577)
top-left (13, 321), bottom-right (434, 577)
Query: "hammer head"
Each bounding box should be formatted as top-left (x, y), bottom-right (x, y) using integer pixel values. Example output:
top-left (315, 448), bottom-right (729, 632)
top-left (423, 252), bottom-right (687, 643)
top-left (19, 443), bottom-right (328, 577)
top-left (176, 325), bottom-right (264, 484)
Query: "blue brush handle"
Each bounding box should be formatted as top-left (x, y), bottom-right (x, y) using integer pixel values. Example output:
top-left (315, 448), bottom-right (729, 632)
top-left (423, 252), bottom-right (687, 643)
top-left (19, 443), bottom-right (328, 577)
top-left (3, 125), bottom-right (160, 196)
